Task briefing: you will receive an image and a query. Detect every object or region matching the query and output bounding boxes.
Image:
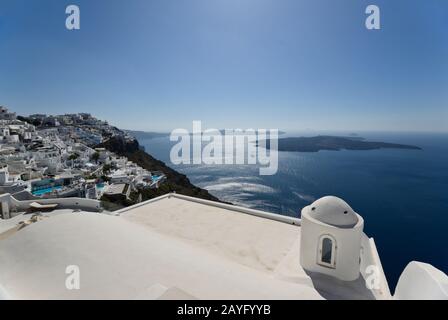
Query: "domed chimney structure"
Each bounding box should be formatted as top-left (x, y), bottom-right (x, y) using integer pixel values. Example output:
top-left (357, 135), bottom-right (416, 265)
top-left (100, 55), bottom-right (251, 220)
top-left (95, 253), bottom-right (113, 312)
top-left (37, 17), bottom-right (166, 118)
top-left (300, 196), bottom-right (364, 281)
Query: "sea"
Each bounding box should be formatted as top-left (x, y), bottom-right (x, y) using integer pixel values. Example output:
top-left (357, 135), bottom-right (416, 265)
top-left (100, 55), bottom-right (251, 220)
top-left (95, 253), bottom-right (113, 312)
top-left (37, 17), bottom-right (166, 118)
top-left (137, 131), bottom-right (448, 290)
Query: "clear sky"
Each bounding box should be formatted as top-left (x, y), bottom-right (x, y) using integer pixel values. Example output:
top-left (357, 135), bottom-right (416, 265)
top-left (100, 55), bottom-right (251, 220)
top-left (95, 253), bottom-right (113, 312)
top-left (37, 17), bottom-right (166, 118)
top-left (0, 0), bottom-right (447, 132)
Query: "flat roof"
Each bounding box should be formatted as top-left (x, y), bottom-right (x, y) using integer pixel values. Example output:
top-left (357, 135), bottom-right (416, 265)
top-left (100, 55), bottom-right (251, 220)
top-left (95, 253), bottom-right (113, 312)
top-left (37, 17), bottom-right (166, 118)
top-left (0, 194), bottom-right (376, 300)
top-left (121, 195), bottom-right (302, 275)
top-left (104, 183), bottom-right (127, 195)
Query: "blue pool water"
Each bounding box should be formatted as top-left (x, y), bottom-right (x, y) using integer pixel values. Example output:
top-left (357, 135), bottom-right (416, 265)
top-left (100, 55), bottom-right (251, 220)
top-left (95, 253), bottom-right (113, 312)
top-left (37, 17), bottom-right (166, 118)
top-left (138, 131), bottom-right (448, 289)
top-left (32, 186), bottom-right (63, 196)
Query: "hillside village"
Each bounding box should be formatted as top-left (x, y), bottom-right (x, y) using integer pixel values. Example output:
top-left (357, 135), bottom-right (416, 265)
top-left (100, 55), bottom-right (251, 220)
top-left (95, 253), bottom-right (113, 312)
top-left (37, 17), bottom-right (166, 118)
top-left (0, 106), bottom-right (167, 215)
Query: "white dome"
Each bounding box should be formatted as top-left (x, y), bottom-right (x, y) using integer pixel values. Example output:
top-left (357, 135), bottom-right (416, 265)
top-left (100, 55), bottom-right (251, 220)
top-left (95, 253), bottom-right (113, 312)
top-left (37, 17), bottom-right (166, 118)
top-left (307, 196), bottom-right (359, 228)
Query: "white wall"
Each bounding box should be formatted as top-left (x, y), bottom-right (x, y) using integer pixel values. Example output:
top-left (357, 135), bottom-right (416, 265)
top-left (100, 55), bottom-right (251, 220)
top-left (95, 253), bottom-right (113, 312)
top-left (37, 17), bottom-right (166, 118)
top-left (0, 193), bottom-right (102, 219)
top-left (394, 261), bottom-right (448, 300)
top-left (110, 176), bottom-right (130, 184)
top-left (7, 135), bottom-right (19, 143)
top-left (359, 234), bottom-right (391, 299)
top-left (300, 211), bottom-right (364, 281)
top-left (0, 194), bottom-right (10, 219)
top-left (0, 170), bottom-right (9, 185)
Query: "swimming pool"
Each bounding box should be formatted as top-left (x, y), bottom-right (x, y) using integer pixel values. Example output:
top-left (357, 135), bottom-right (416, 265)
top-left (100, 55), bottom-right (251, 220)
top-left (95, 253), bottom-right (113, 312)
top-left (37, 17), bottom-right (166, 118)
top-left (32, 186), bottom-right (63, 196)
top-left (152, 175), bottom-right (163, 182)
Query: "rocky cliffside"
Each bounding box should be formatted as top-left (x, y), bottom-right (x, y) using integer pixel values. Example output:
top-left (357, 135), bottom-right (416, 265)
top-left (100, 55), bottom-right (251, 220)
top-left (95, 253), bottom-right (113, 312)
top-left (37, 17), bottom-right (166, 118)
top-left (97, 136), bottom-right (221, 203)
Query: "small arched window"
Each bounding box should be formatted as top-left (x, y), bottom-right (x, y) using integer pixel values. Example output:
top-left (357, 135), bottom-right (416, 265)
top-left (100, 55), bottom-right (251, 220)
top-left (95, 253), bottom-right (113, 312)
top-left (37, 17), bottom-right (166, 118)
top-left (317, 235), bottom-right (337, 268)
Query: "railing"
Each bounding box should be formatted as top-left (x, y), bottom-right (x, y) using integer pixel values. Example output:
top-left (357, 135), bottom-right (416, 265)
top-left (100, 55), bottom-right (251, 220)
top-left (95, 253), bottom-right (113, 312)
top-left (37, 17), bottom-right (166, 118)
top-left (116, 192), bottom-right (301, 226)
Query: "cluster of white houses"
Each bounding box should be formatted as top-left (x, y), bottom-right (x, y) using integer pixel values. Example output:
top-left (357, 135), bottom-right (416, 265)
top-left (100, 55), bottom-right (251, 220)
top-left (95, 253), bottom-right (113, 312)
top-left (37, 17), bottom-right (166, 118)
top-left (0, 106), bottom-right (165, 219)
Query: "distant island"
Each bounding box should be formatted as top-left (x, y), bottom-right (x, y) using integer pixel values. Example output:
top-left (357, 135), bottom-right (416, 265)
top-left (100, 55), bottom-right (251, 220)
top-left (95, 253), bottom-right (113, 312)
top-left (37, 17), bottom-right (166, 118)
top-left (260, 136), bottom-right (422, 152)
top-left (125, 130), bottom-right (170, 140)
top-left (126, 129), bottom-right (286, 139)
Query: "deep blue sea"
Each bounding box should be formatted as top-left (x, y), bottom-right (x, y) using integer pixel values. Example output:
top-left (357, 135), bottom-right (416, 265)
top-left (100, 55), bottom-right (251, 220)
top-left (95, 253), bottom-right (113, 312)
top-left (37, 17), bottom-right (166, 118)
top-left (138, 131), bottom-right (448, 290)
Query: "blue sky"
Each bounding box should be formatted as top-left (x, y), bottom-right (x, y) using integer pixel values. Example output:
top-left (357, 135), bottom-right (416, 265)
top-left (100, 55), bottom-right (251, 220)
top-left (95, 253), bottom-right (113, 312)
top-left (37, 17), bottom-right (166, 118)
top-left (0, 0), bottom-right (447, 132)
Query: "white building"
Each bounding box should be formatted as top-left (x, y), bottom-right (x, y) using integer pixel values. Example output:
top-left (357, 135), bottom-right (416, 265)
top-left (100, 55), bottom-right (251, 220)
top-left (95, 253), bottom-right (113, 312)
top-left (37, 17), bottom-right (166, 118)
top-left (0, 127), bottom-right (10, 138)
top-left (0, 166), bottom-right (11, 185)
top-left (300, 196), bottom-right (364, 281)
top-left (0, 165), bottom-right (24, 187)
top-left (6, 134), bottom-right (19, 144)
top-left (0, 193), bottom-right (446, 300)
top-left (0, 107), bottom-right (16, 121)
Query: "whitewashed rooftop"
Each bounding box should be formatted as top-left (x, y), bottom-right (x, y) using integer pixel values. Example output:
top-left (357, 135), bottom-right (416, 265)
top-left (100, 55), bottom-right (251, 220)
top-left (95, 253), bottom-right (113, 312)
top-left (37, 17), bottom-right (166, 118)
top-left (0, 194), bottom-right (380, 300)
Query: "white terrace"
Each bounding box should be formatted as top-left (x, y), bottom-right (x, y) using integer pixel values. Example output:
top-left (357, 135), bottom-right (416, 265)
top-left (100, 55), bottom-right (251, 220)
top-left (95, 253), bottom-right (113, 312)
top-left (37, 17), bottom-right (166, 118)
top-left (0, 193), bottom-right (446, 300)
